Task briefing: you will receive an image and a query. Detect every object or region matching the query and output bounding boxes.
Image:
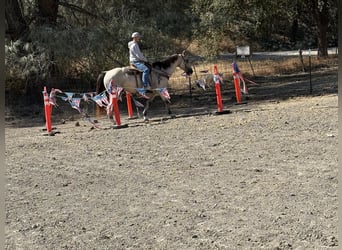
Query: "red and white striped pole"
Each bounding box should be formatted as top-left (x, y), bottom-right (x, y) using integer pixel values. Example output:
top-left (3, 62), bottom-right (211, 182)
top-left (233, 73), bottom-right (242, 103)
top-left (213, 65), bottom-right (223, 112)
top-left (126, 91), bottom-right (134, 119)
top-left (111, 90), bottom-right (121, 126)
top-left (42, 86), bottom-right (52, 134)
top-left (109, 82), bottom-right (128, 129)
top-left (232, 62), bottom-right (247, 105)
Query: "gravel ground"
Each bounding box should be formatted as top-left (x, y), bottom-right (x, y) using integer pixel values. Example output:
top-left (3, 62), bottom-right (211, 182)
top-left (5, 89), bottom-right (338, 249)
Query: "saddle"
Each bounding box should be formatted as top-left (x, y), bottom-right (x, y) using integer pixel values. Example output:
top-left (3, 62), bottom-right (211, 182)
top-left (125, 63), bottom-right (170, 88)
top-left (126, 64), bottom-right (143, 74)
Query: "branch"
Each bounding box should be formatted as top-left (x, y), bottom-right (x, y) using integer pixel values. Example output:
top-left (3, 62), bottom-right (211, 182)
top-left (58, 1), bottom-right (105, 21)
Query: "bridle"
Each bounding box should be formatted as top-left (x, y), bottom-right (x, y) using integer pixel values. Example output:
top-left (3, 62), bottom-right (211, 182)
top-left (180, 54), bottom-right (193, 76)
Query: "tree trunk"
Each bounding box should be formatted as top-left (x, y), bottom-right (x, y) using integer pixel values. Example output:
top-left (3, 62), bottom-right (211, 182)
top-left (5, 0), bottom-right (29, 40)
top-left (37, 0), bottom-right (59, 25)
top-left (317, 22), bottom-right (328, 57)
top-left (309, 0), bottom-right (329, 57)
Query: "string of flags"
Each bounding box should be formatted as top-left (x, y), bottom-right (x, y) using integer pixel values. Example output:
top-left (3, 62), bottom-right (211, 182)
top-left (202, 62), bottom-right (258, 94)
top-left (158, 87), bottom-right (171, 101)
top-left (45, 86), bottom-right (171, 127)
top-left (212, 73), bottom-right (224, 85)
top-left (49, 89), bottom-right (101, 128)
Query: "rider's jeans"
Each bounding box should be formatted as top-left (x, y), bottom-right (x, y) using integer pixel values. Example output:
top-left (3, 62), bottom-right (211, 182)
top-left (133, 62), bottom-right (150, 88)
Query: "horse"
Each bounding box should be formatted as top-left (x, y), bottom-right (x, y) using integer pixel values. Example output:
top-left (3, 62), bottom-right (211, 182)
top-left (96, 51), bottom-right (193, 121)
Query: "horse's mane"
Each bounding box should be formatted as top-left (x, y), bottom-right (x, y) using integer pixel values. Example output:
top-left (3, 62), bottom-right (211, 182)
top-left (152, 54), bottom-right (179, 70)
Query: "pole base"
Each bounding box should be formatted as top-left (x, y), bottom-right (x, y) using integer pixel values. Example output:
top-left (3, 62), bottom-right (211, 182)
top-left (212, 109), bottom-right (231, 115)
top-left (234, 101), bottom-right (248, 105)
top-left (127, 116), bottom-right (139, 120)
top-left (41, 127), bottom-right (59, 136)
top-left (111, 124), bottom-right (129, 129)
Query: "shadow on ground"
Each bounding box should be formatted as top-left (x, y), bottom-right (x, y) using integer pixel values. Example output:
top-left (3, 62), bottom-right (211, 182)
top-left (5, 68), bottom-right (337, 128)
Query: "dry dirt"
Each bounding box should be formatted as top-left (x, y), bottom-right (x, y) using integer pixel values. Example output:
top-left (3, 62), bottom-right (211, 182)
top-left (5, 70), bottom-right (338, 249)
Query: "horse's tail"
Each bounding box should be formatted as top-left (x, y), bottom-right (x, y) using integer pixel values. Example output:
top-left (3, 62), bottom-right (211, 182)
top-left (96, 71), bottom-right (106, 94)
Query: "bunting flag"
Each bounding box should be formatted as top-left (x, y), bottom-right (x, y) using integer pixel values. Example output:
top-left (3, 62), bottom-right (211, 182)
top-left (132, 97), bottom-right (145, 108)
top-left (108, 79), bottom-right (116, 94)
top-left (213, 75), bottom-right (219, 82)
top-left (82, 93), bottom-right (90, 102)
top-left (83, 116), bottom-right (100, 129)
top-left (101, 94), bottom-right (110, 106)
top-left (232, 62), bottom-right (240, 74)
top-left (91, 92), bottom-right (109, 107)
top-left (114, 86), bottom-right (124, 101)
top-left (212, 73), bottom-right (223, 84)
top-left (87, 92), bottom-right (96, 98)
top-left (136, 88), bottom-right (150, 99)
top-left (63, 92), bottom-right (74, 101)
top-left (106, 104), bottom-right (112, 116)
top-left (195, 79), bottom-right (206, 90)
top-left (158, 88), bottom-right (171, 101)
top-left (70, 98), bottom-right (81, 112)
top-left (232, 62), bottom-right (248, 94)
top-left (106, 95), bottom-right (113, 116)
top-left (70, 96), bottom-right (101, 129)
top-left (49, 88), bottom-right (63, 106)
top-left (108, 79), bottom-right (124, 101)
top-left (244, 77), bottom-right (258, 85)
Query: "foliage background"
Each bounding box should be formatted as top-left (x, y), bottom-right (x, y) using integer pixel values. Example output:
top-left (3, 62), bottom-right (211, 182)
top-left (5, 0), bottom-right (338, 101)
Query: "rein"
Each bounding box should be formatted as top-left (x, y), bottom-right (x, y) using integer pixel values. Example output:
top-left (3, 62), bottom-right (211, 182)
top-left (128, 53), bottom-right (190, 89)
top-left (152, 68), bottom-right (170, 80)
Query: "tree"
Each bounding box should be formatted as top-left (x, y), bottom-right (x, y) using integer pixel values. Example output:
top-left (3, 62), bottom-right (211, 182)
top-left (191, 0), bottom-right (332, 56)
top-left (36, 0), bottom-right (59, 25)
top-left (5, 0), bottom-right (338, 83)
top-left (304, 0), bottom-right (335, 57)
top-left (5, 0), bottom-right (29, 40)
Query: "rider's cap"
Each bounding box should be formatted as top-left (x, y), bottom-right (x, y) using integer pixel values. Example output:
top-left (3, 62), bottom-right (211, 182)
top-left (132, 32), bottom-right (141, 38)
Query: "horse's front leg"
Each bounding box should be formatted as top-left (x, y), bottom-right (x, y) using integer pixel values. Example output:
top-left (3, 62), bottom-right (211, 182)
top-left (164, 100), bottom-right (175, 119)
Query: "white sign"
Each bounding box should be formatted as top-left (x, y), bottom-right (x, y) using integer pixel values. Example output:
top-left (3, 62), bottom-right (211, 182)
top-left (236, 46), bottom-right (250, 57)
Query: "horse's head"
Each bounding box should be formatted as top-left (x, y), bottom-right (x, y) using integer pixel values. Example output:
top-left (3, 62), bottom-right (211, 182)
top-left (151, 51), bottom-right (193, 78)
top-left (178, 50), bottom-right (193, 76)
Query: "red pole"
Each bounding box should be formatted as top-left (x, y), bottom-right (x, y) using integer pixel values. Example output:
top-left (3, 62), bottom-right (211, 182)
top-left (111, 92), bottom-right (121, 126)
top-left (42, 86), bottom-right (52, 133)
top-left (126, 91), bottom-right (133, 118)
top-left (233, 73), bottom-right (242, 103)
top-left (213, 65), bottom-right (223, 112)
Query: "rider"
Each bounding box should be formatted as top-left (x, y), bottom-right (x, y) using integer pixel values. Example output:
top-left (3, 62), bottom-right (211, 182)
top-left (128, 32), bottom-right (151, 89)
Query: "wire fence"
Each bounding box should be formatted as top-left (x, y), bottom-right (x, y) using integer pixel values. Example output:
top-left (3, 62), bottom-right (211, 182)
top-left (5, 48), bottom-right (338, 119)
top-left (167, 50), bottom-right (338, 98)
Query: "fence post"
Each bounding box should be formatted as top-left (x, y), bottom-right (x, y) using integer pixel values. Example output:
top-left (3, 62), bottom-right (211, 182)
top-left (309, 49), bottom-right (312, 94)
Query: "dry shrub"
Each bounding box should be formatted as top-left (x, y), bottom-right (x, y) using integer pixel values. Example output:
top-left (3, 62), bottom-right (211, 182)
top-left (169, 55), bottom-right (338, 91)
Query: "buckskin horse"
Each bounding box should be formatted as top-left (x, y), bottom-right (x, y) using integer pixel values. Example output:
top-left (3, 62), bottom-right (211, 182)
top-left (96, 51), bottom-right (193, 121)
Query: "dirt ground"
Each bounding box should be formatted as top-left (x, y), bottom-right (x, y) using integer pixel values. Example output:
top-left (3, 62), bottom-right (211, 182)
top-left (5, 69), bottom-right (338, 249)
